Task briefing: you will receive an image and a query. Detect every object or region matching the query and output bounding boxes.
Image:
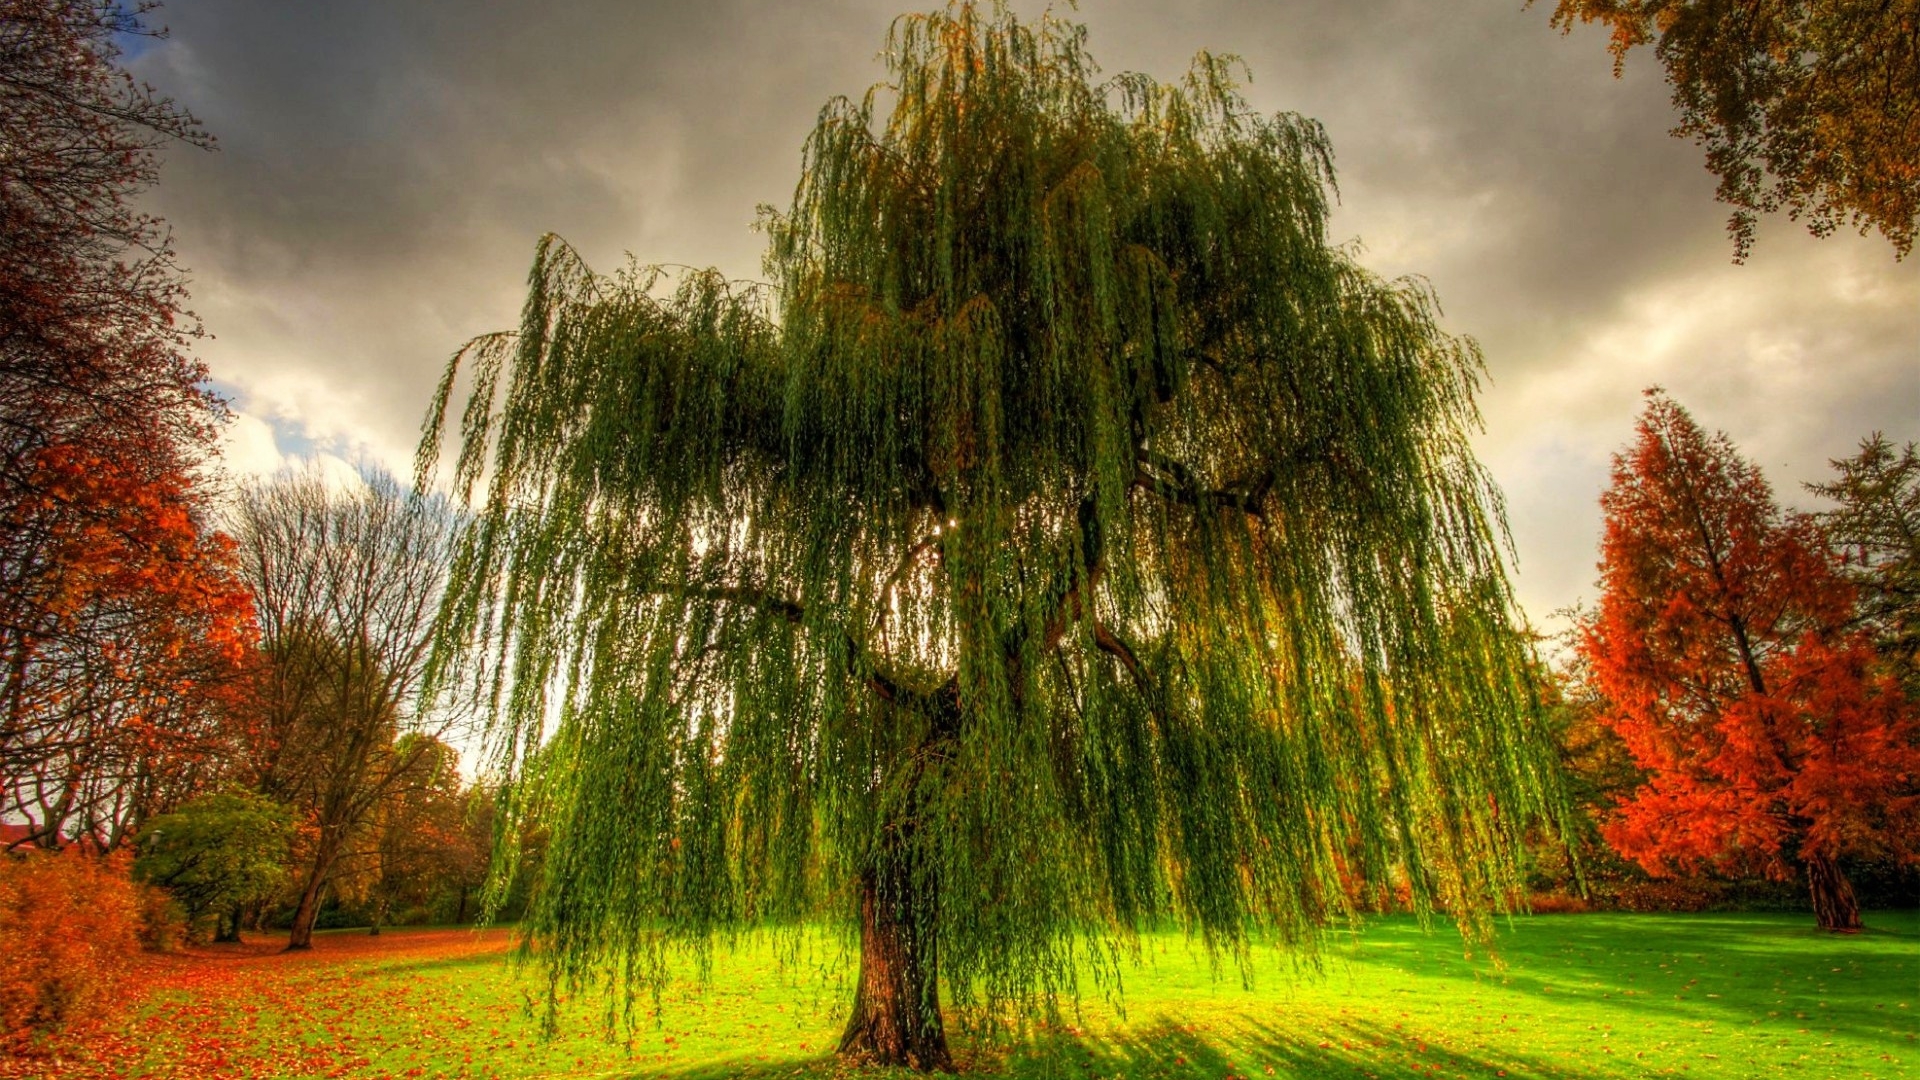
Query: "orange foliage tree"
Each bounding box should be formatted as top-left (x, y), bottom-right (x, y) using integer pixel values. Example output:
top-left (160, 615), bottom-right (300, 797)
top-left (0, 439), bottom-right (257, 847)
top-left (0, 847), bottom-right (145, 1045)
top-left (1537, 0), bottom-right (1919, 259)
top-left (328, 735), bottom-right (474, 935)
top-left (1580, 392), bottom-right (1920, 930)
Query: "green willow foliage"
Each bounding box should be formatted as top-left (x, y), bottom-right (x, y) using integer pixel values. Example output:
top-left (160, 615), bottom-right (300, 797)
top-left (421, 3), bottom-right (1564, 1027)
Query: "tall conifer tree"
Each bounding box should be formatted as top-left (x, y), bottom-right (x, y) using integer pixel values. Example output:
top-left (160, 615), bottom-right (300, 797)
top-left (421, 5), bottom-right (1562, 1068)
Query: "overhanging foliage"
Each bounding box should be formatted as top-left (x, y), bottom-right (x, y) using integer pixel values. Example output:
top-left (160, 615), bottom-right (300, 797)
top-left (421, 2), bottom-right (1565, 1028)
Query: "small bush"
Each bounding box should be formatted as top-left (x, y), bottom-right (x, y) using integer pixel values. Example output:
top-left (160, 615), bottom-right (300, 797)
top-left (1526, 892), bottom-right (1594, 915)
top-left (136, 885), bottom-right (187, 952)
top-left (0, 847), bottom-right (145, 1044)
top-left (1598, 876), bottom-right (1721, 913)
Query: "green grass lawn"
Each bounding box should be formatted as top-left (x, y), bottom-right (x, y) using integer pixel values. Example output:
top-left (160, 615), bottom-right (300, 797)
top-left (85, 911), bottom-right (1920, 1080)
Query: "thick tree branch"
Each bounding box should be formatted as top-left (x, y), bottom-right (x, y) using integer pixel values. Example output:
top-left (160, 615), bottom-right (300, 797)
top-left (1037, 494), bottom-right (1106, 654)
top-left (1131, 448), bottom-right (1274, 519)
top-left (680, 583), bottom-right (917, 705)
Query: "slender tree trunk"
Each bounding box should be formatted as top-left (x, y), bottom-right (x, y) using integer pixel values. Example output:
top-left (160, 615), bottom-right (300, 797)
top-left (454, 884), bottom-right (469, 925)
top-left (1807, 854), bottom-right (1861, 932)
top-left (369, 894), bottom-right (387, 936)
top-left (286, 832), bottom-right (343, 950)
top-left (213, 903), bottom-right (243, 943)
top-left (286, 868), bottom-right (325, 950)
top-left (837, 865), bottom-right (952, 1071)
top-left (837, 684), bottom-right (961, 1071)
top-left (39, 748), bottom-right (89, 849)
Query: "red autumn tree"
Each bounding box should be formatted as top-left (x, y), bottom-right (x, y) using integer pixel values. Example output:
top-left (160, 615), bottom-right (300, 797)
top-left (1580, 392), bottom-right (1920, 931)
top-left (0, 1), bottom-right (216, 458)
top-left (0, 2), bottom-right (247, 845)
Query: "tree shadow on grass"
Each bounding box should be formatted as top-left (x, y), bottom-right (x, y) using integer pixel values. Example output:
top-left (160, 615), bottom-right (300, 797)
top-left (624, 1014), bottom-right (1613, 1080)
top-left (361, 944), bottom-right (520, 977)
top-left (1011, 1015), bottom-right (1614, 1080)
top-left (1337, 912), bottom-right (1918, 1053)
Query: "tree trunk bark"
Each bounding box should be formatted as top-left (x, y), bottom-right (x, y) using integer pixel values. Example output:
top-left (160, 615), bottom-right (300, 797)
top-left (213, 904), bottom-right (244, 944)
top-left (837, 682), bottom-right (961, 1071)
top-left (1807, 854), bottom-right (1861, 932)
top-left (285, 838), bottom-right (340, 950)
top-left (286, 871), bottom-right (323, 950)
top-left (837, 867), bottom-right (953, 1071)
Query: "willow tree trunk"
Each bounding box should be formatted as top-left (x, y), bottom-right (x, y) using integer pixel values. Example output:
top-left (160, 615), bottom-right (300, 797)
top-left (837, 864), bottom-right (952, 1071)
top-left (1807, 854), bottom-right (1861, 932)
top-left (839, 701), bottom-right (955, 1072)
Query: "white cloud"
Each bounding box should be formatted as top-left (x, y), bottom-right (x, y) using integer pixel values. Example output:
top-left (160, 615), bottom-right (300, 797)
top-left (218, 410), bottom-right (287, 478)
top-left (1476, 230), bottom-right (1920, 631)
top-left (216, 406), bottom-right (391, 502)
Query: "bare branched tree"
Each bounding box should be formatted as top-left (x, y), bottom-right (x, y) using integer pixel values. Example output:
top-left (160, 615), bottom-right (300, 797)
top-left (229, 467), bottom-right (464, 949)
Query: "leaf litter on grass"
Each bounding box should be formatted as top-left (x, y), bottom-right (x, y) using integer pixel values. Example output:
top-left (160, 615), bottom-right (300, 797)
top-left (4, 914), bottom-right (1914, 1080)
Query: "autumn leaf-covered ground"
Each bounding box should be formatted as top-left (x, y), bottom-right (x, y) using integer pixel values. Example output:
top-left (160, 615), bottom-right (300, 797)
top-left (5, 912), bottom-right (1914, 1080)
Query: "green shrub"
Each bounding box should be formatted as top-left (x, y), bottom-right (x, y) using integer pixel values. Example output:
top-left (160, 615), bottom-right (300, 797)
top-left (135, 791), bottom-right (294, 943)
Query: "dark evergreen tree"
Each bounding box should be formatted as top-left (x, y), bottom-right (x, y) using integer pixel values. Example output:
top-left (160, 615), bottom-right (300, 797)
top-left (1810, 434), bottom-right (1920, 692)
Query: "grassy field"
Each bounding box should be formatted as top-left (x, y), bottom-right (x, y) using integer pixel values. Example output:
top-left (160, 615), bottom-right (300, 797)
top-left (9, 911), bottom-right (1915, 1080)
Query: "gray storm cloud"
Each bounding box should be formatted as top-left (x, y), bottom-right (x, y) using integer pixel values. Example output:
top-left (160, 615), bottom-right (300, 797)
top-left (132, 0), bottom-right (1920, 631)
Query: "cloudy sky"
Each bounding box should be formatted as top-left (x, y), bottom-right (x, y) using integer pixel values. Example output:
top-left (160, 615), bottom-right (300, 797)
top-left (132, 0), bottom-right (1919, 635)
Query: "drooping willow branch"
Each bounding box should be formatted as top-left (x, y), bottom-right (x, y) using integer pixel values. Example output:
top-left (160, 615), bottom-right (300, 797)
top-left (418, 1), bottom-right (1571, 1033)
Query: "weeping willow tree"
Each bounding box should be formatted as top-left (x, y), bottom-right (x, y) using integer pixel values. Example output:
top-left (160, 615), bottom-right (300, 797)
top-left (420, 4), bottom-right (1564, 1070)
